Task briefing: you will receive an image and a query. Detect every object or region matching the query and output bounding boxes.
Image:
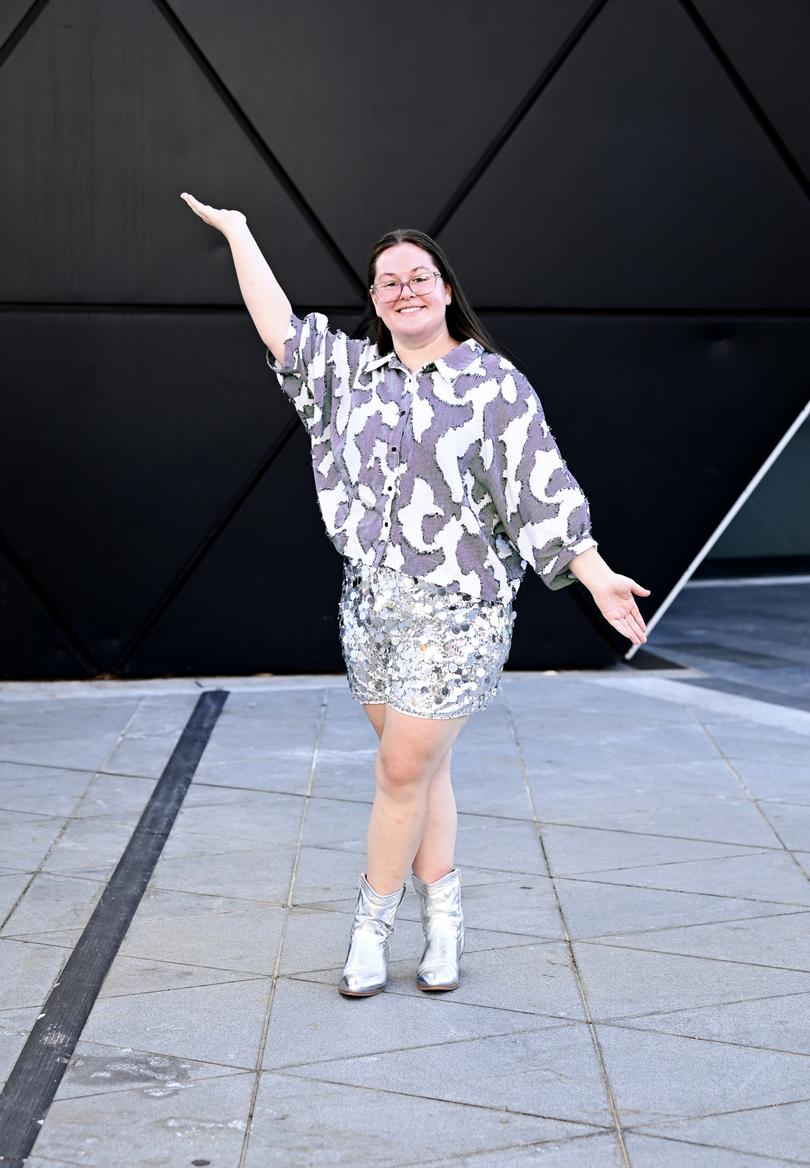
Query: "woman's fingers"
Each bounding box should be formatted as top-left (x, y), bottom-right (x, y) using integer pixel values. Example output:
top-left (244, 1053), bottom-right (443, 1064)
top-left (180, 192), bottom-right (214, 224)
top-left (615, 607), bottom-right (647, 644)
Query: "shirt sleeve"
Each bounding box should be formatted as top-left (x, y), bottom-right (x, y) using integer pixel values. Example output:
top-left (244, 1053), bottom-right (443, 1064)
top-left (265, 310), bottom-right (361, 438)
top-left (475, 369), bottom-right (598, 590)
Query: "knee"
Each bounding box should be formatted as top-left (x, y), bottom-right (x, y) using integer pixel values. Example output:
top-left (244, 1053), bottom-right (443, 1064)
top-left (375, 746), bottom-right (433, 794)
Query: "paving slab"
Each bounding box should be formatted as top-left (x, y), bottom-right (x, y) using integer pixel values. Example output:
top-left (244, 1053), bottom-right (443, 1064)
top-left (294, 938), bottom-right (586, 1020)
top-left (262, 976), bottom-right (564, 1071)
top-left (573, 940), bottom-right (810, 1018)
top-left (245, 1072), bottom-right (606, 1168)
top-left (34, 1070), bottom-right (255, 1167)
top-left (624, 1131), bottom-right (800, 1166)
top-left (0, 937), bottom-right (69, 1010)
top-left (563, 849), bottom-right (810, 907)
top-left (597, 1022), bottom-right (810, 1125)
top-left (554, 877), bottom-right (800, 939)
top-left (539, 822), bottom-right (772, 877)
top-left (0, 761), bottom-right (93, 818)
top-left (606, 990), bottom-right (810, 1055)
top-left (1, 872), bottom-right (106, 937)
top-left (78, 978), bottom-right (272, 1069)
top-left (280, 1021), bottom-right (613, 1127)
top-left (586, 908), bottom-right (810, 971)
top-left (0, 1007), bottom-right (40, 1090)
top-left (630, 1097), bottom-right (810, 1163)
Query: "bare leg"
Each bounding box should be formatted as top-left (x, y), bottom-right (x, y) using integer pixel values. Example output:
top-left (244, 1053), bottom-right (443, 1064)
top-left (361, 703), bottom-right (466, 894)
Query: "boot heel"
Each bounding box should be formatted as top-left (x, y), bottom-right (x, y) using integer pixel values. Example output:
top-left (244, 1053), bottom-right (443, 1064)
top-left (338, 873), bottom-right (406, 997)
top-left (411, 867), bottom-right (464, 992)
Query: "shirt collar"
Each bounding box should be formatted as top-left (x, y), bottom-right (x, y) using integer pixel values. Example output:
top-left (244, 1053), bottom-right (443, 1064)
top-left (362, 337), bottom-right (484, 380)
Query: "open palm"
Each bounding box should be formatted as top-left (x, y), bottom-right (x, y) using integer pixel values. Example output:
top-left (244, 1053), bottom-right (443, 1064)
top-left (180, 192), bottom-right (246, 238)
top-left (590, 574), bottom-right (651, 645)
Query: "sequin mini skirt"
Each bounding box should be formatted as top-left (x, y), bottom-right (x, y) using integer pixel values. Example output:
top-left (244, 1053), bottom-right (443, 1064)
top-left (338, 559), bottom-right (516, 720)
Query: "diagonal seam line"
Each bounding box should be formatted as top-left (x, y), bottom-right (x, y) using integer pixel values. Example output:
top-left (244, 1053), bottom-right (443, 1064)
top-left (428, 0), bottom-right (610, 238)
top-left (0, 0), bottom-right (51, 70)
top-left (237, 687), bottom-right (329, 1168)
top-left (151, 0), bottom-right (366, 297)
top-left (678, 0), bottom-right (810, 204)
top-left (112, 419), bottom-right (300, 671)
top-left (0, 688), bottom-right (229, 1168)
top-left (0, 528), bottom-right (101, 676)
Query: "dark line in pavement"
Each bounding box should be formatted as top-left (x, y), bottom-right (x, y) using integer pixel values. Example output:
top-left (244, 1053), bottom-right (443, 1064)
top-left (0, 689), bottom-right (229, 1167)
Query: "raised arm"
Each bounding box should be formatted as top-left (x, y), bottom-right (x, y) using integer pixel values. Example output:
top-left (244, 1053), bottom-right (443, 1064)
top-left (179, 192), bottom-right (291, 363)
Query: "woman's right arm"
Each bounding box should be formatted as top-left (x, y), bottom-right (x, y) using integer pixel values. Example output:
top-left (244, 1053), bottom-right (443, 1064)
top-left (180, 192), bottom-right (291, 363)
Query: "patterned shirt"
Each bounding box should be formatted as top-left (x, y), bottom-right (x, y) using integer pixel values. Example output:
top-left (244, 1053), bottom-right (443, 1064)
top-left (266, 311), bottom-right (597, 605)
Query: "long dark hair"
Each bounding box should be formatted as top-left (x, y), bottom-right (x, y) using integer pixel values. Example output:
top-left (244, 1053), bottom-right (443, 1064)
top-left (362, 227), bottom-right (507, 360)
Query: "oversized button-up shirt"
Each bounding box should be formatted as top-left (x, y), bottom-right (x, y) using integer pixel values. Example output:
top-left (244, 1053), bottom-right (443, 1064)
top-left (266, 311), bottom-right (597, 604)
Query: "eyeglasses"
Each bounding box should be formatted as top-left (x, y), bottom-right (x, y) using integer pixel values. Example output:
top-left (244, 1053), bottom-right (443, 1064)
top-left (370, 270), bottom-right (442, 303)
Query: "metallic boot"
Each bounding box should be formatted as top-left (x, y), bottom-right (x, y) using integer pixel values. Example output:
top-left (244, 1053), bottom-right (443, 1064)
top-left (338, 872), bottom-right (407, 997)
top-left (411, 867), bottom-right (465, 991)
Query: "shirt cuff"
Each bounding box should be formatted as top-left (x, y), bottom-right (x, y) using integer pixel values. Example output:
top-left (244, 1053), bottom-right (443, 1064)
top-left (544, 536), bottom-right (599, 590)
top-left (265, 310), bottom-right (306, 376)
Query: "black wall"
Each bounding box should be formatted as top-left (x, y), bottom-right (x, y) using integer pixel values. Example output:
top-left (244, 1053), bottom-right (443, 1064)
top-left (1, 0), bottom-right (808, 679)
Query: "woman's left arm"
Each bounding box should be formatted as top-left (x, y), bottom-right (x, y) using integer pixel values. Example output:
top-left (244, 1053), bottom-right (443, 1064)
top-left (474, 367), bottom-right (651, 646)
top-left (568, 546), bottom-right (651, 646)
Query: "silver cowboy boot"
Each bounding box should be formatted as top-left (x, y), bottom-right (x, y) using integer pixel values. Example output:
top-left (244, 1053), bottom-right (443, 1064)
top-left (411, 867), bottom-right (465, 991)
top-left (338, 872), bottom-right (407, 997)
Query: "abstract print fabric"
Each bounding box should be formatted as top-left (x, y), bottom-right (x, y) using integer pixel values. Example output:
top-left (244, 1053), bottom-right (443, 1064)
top-left (267, 311), bottom-right (597, 605)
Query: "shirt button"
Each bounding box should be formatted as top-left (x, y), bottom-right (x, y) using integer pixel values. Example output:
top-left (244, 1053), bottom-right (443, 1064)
top-left (386, 485), bottom-right (393, 492)
top-left (383, 520), bottom-right (390, 528)
top-left (390, 445), bottom-right (398, 452)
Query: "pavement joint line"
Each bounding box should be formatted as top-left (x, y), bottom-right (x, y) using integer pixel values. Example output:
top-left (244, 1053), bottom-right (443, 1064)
top-left (623, 1128), bottom-right (810, 1167)
top-left (238, 687), bottom-right (329, 1168)
top-left (268, 1020), bottom-right (576, 1071)
top-left (591, 1017), bottom-right (810, 1060)
top-left (568, 849), bottom-right (778, 878)
top-left (0, 700), bottom-right (148, 938)
top-left (0, 688), bottom-right (229, 1168)
top-left (573, 937), bottom-right (810, 976)
top-left (592, 986), bottom-right (810, 1030)
top-left (268, 1065), bottom-right (615, 1128)
top-left (624, 1092), bottom-right (810, 1128)
top-left (280, 973), bottom-right (583, 1022)
top-left (40, 1067), bottom-right (251, 1109)
top-left (407, 1128), bottom-right (622, 1168)
top-left (695, 713), bottom-right (810, 890)
top-left (577, 907), bottom-right (810, 943)
top-left (557, 873), bottom-right (810, 908)
top-left (0, 760), bottom-right (159, 782)
top-left (503, 692), bottom-right (631, 1168)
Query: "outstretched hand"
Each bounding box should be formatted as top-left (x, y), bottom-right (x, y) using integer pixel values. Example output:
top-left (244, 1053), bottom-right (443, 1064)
top-left (180, 192), bottom-right (246, 238)
top-left (589, 573), bottom-right (651, 645)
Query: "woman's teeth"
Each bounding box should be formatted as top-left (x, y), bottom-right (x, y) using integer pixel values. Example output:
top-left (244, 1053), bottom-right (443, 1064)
top-left (398, 306), bottom-right (423, 313)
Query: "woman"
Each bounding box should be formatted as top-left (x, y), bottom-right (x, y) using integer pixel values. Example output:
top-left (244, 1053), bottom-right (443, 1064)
top-left (180, 193), bottom-right (650, 998)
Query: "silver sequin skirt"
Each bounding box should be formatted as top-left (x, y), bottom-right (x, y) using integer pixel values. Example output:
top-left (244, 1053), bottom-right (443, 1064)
top-left (338, 559), bottom-right (516, 720)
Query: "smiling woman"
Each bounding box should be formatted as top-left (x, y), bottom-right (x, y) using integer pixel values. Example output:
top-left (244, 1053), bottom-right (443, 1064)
top-left (180, 191), bottom-right (650, 1000)
top-left (364, 227), bottom-right (505, 371)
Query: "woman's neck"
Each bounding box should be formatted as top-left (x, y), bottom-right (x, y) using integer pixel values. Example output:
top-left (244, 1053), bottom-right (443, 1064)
top-left (392, 328), bottom-right (460, 373)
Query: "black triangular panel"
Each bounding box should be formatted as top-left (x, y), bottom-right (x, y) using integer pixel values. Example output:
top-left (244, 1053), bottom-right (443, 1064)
top-left (0, 310), bottom-right (359, 669)
top-left (0, 0), bottom-right (358, 303)
top-left (439, 0), bottom-right (810, 307)
top-left (0, 542), bottom-right (91, 679)
top-left (170, 0), bottom-right (594, 273)
top-left (122, 425), bottom-right (346, 676)
top-left (695, 0), bottom-right (810, 186)
top-left (481, 311), bottom-right (810, 653)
